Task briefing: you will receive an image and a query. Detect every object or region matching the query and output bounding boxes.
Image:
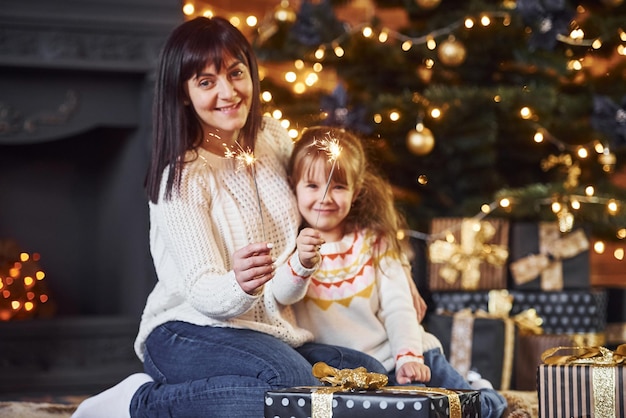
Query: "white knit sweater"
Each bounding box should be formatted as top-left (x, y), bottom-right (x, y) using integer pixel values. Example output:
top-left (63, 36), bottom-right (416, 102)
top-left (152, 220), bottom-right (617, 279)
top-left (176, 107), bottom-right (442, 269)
top-left (134, 116), bottom-right (314, 361)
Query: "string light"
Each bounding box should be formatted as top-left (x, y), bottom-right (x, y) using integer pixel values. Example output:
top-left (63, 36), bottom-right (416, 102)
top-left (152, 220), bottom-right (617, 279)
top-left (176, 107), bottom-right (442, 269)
top-left (0, 249), bottom-right (50, 321)
top-left (178, 1), bottom-right (626, 253)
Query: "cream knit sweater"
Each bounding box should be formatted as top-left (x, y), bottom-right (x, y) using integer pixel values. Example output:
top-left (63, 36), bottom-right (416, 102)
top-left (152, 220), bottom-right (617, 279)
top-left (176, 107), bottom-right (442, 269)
top-left (134, 117), bottom-right (314, 361)
top-left (292, 230), bottom-right (442, 372)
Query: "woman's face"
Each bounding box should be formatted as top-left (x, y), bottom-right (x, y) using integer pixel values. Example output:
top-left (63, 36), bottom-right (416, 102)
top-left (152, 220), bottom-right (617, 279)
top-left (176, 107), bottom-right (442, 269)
top-left (186, 55), bottom-right (253, 143)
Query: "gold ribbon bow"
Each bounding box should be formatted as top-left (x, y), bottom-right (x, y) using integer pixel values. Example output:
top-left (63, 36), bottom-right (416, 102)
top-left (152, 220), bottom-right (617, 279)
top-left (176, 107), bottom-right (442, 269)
top-left (429, 219), bottom-right (509, 290)
top-left (485, 290), bottom-right (544, 336)
top-left (509, 225), bottom-right (589, 290)
top-left (541, 345), bottom-right (626, 418)
top-left (541, 344), bottom-right (626, 366)
top-left (311, 362), bottom-right (388, 390)
top-left (310, 362), bottom-right (464, 418)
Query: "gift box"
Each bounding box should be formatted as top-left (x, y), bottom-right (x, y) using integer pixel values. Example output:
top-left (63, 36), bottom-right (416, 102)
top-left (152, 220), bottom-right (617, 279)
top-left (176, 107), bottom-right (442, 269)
top-left (510, 289), bottom-right (607, 334)
top-left (607, 288), bottom-right (626, 322)
top-left (430, 291), bottom-right (492, 313)
top-left (606, 288), bottom-right (626, 348)
top-left (508, 222), bottom-right (590, 290)
top-left (424, 290), bottom-right (542, 392)
top-left (431, 289), bottom-right (607, 334)
top-left (424, 311), bottom-right (511, 391)
top-left (428, 217), bottom-right (509, 291)
top-left (537, 345), bottom-right (626, 418)
top-left (514, 333), bottom-right (605, 391)
top-left (264, 386), bottom-right (481, 418)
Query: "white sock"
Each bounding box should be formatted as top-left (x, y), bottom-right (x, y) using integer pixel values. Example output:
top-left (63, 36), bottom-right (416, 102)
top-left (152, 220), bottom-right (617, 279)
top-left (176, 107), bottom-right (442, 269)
top-left (72, 373), bottom-right (153, 418)
top-left (466, 370), bottom-right (494, 390)
top-left (470, 377), bottom-right (494, 390)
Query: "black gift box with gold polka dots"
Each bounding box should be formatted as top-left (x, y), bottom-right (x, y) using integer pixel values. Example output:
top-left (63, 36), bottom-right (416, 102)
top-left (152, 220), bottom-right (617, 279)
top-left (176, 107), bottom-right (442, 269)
top-left (264, 386), bottom-right (480, 418)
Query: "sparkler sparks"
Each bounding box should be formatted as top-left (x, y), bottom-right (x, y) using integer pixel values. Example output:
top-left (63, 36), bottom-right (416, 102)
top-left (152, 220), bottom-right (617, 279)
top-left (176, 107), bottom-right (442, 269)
top-left (223, 141), bottom-right (266, 241)
top-left (224, 145), bottom-right (256, 170)
top-left (313, 135), bottom-right (342, 163)
top-left (312, 133), bottom-right (343, 228)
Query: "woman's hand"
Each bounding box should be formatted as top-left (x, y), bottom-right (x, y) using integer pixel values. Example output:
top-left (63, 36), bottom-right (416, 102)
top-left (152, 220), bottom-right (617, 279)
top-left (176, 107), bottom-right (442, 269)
top-left (296, 228), bottom-right (325, 269)
top-left (232, 242), bottom-right (276, 295)
top-left (396, 361), bottom-right (431, 384)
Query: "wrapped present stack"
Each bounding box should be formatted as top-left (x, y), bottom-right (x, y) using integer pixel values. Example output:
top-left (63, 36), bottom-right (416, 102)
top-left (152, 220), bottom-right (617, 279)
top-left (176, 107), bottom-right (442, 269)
top-left (420, 217), bottom-right (613, 392)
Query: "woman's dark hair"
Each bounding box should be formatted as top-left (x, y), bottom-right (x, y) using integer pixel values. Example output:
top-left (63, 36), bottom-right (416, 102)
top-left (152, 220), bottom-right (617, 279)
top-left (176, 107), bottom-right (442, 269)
top-left (146, 16), bottom-right (262, 203)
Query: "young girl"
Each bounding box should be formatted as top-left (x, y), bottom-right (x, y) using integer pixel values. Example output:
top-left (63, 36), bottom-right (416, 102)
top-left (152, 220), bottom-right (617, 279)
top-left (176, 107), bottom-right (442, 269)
top-left (286, 126), bottom-right (508, 418)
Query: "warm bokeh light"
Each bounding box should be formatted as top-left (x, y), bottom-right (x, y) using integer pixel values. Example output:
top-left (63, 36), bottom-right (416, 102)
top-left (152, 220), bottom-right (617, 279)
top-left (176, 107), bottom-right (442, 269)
top-left (182, 2), bottom-right (194, 15)
top-left (593, 240), bottom-right (605, 254)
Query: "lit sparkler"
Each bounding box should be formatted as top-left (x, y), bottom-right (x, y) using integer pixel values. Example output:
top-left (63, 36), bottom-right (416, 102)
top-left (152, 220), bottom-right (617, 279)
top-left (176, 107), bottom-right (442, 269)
top-left (313, 133), bottom-right (342, 228)
top-left (223, 142), bottom-right (266, 241)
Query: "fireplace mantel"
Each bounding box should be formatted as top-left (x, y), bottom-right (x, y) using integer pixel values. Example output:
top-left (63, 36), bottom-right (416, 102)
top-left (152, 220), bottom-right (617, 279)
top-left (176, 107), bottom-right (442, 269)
top-left (0, 0), bottom-right (182, 144)
top-left (0, 0), bottom-right (180, 72)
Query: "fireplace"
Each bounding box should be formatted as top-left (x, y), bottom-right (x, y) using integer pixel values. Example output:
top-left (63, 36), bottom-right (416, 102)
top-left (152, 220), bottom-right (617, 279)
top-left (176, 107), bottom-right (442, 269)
top-left (0, 0), bottom-right (181, 396)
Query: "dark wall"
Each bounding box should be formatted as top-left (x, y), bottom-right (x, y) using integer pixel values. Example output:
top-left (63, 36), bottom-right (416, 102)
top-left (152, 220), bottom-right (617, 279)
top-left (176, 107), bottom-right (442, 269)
top-left (0, 0), bottom-right (183, 318)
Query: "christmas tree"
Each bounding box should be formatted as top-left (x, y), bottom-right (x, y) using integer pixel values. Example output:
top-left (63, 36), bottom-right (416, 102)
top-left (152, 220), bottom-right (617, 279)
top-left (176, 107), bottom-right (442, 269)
top-left (247, 0), bottom-right (626, 240)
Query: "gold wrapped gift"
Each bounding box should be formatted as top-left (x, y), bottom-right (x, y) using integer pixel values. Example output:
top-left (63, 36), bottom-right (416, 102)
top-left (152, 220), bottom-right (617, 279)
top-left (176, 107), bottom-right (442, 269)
top-left (429, 218), bottom-right (509, 290)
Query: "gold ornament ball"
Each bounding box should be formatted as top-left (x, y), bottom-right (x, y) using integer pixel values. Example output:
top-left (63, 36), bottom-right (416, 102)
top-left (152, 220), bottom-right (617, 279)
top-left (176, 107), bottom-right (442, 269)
top-left (415, 0), bottom-right (441, 9)
top-left (438, 38), bottom-right (467, 67)
top-left (406, 127), bottom-right (435, 155)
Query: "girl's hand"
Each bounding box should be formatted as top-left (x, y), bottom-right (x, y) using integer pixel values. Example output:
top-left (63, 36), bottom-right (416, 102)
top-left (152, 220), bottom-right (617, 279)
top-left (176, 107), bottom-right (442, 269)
top-left (396, 361), bottom-right (431, 384)
top-left (232, 242), bottom-right (276, 295)
top-left (296, 227), bottom-right (325, 269)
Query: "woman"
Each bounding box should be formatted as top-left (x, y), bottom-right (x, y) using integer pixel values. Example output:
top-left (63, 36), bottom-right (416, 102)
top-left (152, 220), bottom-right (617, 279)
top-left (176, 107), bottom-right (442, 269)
top-left (73, 16), bottom-right (384, 418)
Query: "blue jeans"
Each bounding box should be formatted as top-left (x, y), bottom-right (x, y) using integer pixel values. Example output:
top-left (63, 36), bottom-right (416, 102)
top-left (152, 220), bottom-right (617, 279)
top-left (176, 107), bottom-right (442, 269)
top-left (130, 321), bottom-right (386, 417)
top-left (387, 348), bottom-right (507, 418)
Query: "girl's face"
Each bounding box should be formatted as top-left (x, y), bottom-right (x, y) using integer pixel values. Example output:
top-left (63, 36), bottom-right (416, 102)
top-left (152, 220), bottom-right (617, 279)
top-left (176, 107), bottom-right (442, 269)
top-left (186, 56), bottom-right (253, 145)
top-left (295, 158), bottom-right (356, 242)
